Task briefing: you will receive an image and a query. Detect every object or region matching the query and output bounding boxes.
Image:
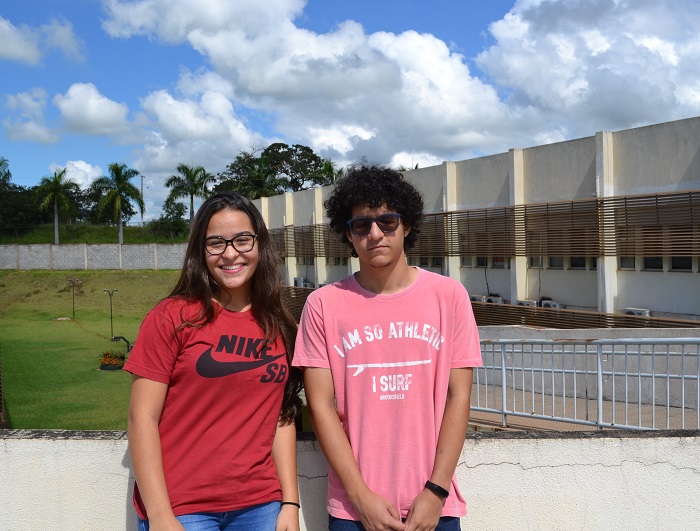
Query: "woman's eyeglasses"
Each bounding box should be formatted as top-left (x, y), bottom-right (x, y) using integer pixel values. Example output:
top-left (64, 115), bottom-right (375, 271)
top-left (204, 234), bottom-right (257, 255)
top-left (346, 213), bottom-right (402, 236)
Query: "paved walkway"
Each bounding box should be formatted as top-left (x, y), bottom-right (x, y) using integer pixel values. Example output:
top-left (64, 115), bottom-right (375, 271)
top-left (468, 387), bottom-right (698, 432)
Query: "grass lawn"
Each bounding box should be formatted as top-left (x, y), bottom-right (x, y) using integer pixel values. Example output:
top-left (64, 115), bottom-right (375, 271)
top-left (0, 269), bottom-right (179, 430)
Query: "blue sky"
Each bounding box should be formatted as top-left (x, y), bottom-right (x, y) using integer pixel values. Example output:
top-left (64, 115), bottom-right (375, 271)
top-left (2, 0), bottom-right (699, 220)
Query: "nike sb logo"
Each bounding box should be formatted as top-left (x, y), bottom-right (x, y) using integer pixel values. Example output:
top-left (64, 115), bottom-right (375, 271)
top-left (196, 335), bottom-right (287, 379)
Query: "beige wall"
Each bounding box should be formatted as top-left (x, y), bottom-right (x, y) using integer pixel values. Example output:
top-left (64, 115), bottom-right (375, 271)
top-left (521, 136), bottom-right (597, 203)
top-left (1, 430), bottom-right (698, 531)
top-left (455, 152), bottom-right (512, 209)
top-left (612, 116), bottom-right (700, 195)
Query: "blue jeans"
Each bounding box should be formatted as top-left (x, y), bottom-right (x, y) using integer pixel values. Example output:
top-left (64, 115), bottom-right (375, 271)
top-left (138, 501), bottom-right (280, 531)
top-left (329, 514), bottom-right (460, 530)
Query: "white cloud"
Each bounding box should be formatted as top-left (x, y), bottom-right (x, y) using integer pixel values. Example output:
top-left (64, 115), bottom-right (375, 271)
top-left (102, 0), bottom-right (516, 166)
top-left (0, 16), bottom-right (83, 64)
top-left (95, 0), bottom-right (700, 192)
top-left (476, 0), bottom-right (700, 136)
top-left (50, 160), bottom-right (103, 189)
top-left (3, 88), bottom-right (58, 143)
top-left (0, 16), bottom-right (41, 64)
top-left (42, 18), bottom-right (84, 62)
top-left (53, 83), bottom-right (129, 135)
top-left (102, 0), bottom-right (306, 42)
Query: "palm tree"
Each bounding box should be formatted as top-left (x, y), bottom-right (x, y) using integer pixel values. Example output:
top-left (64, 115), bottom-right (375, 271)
top-left (91, 163), bottom-right (144, 244)
top-left (36, 168), bottom-right (79, 245)
top-left (165, 163), bottom-right (215, 230)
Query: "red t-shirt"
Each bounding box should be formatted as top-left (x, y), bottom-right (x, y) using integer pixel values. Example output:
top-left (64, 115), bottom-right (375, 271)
top-left (124, 298), bottom-right (289, 519)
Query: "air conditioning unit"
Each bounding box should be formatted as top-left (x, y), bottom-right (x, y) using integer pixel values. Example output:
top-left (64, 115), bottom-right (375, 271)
top-left (485, 296), bottom-right (503, 304)
top-left (469, 295), bottom-right (487, 303)
top-left (624, 307), bottom-right (650, 317)
top-left (541, 300), bottom-right (563, 309)
top-left (516, 299), bottom-right (538, 307)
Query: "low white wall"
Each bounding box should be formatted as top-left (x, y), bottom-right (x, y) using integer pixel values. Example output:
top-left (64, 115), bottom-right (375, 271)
top-left (1, 430), bottom-right (698, 531)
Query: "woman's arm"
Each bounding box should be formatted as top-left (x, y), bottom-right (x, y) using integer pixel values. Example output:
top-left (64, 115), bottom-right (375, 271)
top-left (127, 375), bottom-right (184, 531)
top-left (272, 420), bottom-right (300, 531)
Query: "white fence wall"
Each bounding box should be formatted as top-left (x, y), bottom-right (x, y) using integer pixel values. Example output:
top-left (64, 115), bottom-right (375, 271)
top-left (1, 430), bottom-right (698, 531)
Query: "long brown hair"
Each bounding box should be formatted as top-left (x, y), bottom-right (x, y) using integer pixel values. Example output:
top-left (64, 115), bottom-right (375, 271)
top-left (169, 192), bottom-right (301, 424)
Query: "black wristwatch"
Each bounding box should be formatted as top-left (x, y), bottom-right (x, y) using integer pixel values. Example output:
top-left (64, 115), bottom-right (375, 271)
top-left (424, 480), bottom-right (449, 498)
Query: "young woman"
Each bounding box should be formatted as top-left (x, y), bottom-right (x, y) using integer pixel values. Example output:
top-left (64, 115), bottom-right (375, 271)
top-left (125, 193), bottom-right (302, 531)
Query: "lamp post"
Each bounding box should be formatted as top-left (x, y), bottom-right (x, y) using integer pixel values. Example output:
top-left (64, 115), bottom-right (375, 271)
top-left (66, 278), bottom-right (80, 319)
top-left (103, 288), bottom-right (118, 338)
top-left (140, 174), bottom-right (144, 227)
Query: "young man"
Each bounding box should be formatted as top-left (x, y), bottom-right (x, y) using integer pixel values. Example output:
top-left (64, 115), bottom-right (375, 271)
top-left (294, 164), bottom-right (483, 531)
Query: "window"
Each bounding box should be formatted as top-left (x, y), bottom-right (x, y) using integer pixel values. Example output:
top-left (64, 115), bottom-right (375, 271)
top-left (492, 256), bottom-right (506, 269)
top-left (642, 257), bottom-right (663, 271)
top-left (670, 256), bottom-right (692, 271)
top-left (328, 256), bottom-right (348, 266)
top-left (548, 256), bottom-right (564, 269)
top-left (619, 256), bottom-right (635, 270)
top-left (431, 257), bottom-right (444, 268)
top-left (529, 256), bottom-right (543, 268)
top-left (297, 256), bottom-right (314, 266)
top-left (590, 257), bottom-right (597, 270)
top-left (475, 256), bottom-right (487, 268)
top-left (460, 256), bottom-right (472, 267)
top-left (569, 256), bottom-right (586, 269)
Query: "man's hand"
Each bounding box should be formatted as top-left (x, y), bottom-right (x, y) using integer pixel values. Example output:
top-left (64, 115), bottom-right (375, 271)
top-left (352, 488), bottom-right (406, 531)
top-left (403, 488), bottom-right (444, 531)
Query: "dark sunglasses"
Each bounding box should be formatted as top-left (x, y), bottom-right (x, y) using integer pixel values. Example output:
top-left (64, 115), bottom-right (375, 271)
top-left (346, 213), bottom-right (402, 236)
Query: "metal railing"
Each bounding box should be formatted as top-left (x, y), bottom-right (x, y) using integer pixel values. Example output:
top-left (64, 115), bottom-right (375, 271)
top-left (473, 338), bottom-right (700, 431)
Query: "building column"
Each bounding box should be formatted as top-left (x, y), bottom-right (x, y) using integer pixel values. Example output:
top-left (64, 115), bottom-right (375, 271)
top-left (509, 148), bottom-right (528, 304)
top-left (312, 187), bottom-right (328, 288)
top-left (442, 161), bottom-right (460, 281)
top-left (596, 131), bottom-right (617, 314)
top-left (283, 192), bottom-right (297, 287)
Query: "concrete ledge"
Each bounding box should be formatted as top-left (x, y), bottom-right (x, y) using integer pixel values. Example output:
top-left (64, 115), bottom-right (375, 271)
top-left (1, 429), bottom-right (699, 530)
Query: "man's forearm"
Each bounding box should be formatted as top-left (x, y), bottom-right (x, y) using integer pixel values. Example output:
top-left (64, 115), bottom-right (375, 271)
top-left (429, 368), bottom-right (473, 489)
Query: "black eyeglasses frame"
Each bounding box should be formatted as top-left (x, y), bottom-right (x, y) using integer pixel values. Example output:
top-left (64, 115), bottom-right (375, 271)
top-left (204, 234), bottom-right (257, 255)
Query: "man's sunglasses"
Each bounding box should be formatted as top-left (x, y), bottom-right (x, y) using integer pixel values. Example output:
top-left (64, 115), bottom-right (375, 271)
top-left (346, 213), bottom-right (402, 236)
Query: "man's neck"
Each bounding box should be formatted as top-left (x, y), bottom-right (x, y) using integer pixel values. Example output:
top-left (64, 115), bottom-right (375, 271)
top-left (354, 256), bottom-right (418, 295)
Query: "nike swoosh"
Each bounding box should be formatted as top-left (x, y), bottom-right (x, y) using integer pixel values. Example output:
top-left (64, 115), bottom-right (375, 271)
top-left (196, 346), bottom-right (286, 378)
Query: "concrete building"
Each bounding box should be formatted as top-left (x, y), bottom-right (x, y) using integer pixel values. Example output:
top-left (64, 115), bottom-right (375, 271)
top-left (258, 115), bottom-right (700, 321)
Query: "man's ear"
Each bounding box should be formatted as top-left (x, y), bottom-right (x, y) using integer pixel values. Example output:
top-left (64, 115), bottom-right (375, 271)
top-left (403, 224), bottom-right (412, 236)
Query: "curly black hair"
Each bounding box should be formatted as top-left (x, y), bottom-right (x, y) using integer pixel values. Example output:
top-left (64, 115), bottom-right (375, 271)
top-left (325, 163), bottom-right (424, 256)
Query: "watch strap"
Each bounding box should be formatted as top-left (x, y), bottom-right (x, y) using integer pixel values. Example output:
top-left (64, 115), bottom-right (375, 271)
top-left (424, 480), bottom-right (449, 498)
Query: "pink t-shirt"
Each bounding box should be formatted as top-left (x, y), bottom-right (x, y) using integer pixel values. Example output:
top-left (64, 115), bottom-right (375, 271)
top-left (293, 268), bottom-right (482, 519)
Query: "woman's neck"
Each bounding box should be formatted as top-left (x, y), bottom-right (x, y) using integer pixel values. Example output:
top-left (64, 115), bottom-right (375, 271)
top-left (214, 291), bottom-right (252, 312)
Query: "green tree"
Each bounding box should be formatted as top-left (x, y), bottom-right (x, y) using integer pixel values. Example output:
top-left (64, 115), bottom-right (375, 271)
top-left (36, 168), bottom-right (80, 244)
top-left (165, 163), bottom-right (215, 230)
top-left (91, 163), bottom-right (144, 244)
top-left (0, 157), bottom-right (11, 187)
top-left (0, 159), bottom-right (46, 236)
top-left (262, 143), bottom-right (335, 191)
top-left (147, 196), bottom-right (188, 240)
top-left (215, 149), bottom-right (286, 199)
top-left (322, 158), bottom-right (344, 184)
top-left (216, 143), bottom-right (337, 199)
